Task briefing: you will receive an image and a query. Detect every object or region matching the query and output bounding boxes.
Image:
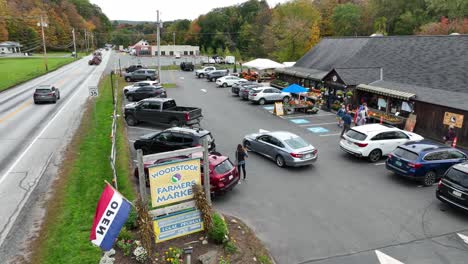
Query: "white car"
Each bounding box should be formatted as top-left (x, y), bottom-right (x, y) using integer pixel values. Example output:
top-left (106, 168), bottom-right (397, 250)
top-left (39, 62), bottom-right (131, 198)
top-left (123, 80), bottom-right (159, 95)
top-left (248, 87), bottom-right (291, 105)
top-left (340, 124), bottom-right (424, 162)
top-left (216, 76), bottom-right (248, 87)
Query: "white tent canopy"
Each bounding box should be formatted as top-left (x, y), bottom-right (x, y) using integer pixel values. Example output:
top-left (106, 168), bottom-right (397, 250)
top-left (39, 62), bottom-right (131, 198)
top-left (283, 62), bottom-right (296, 67)
top-left (243, 58), bottom-right (286, 70)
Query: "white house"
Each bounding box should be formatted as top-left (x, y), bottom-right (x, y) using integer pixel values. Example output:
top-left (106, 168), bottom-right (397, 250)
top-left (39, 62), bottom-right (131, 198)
top-left (128, 39), bottom-right (199, 57)
top-left (0, 41), bottom-right (22, 54)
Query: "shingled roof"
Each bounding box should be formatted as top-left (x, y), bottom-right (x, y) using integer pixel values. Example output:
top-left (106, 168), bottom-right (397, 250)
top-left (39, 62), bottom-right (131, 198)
top-left (284, 35), bottom-right (468, 95)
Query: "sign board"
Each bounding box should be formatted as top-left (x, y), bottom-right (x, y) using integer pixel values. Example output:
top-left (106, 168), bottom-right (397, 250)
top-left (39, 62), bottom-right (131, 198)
top-left (443, 112), bottom-right (464, 128)
top-left (149, 200), bottom-right (196, 218)
top-left (153, 209), bottom-right (204, 243)
top-left (147, 158), bottom-right (201, 208)
top-left (273, 102), bottom-right (284, 116)
top-left (89, 86), bottom-right (98, 97)
top-left (404, 114), bottom-right (417, 132)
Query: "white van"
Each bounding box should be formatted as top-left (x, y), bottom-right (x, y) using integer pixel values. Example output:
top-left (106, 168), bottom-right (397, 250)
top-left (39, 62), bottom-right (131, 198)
top-left (225, 56), bottom-right (235, 64)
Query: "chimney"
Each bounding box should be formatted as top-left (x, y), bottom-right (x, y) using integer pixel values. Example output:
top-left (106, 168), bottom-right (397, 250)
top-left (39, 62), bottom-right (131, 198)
top-left (380, 68), bottom-right (383, 80)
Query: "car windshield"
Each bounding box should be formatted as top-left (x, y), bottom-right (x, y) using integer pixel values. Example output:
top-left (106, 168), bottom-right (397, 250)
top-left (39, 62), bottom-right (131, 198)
top-left (214, 159), bottom-right (234, 174)
top-left (445, 167), bottom-right (468, 188)
top-left (346, 129), bottom-right (367, 141)
top-left (284, 137), bottom-right (309, 149)
top-left (36, 89), bottom-right (51, 93)
top-left (393, 147), bottom-right (419, 161)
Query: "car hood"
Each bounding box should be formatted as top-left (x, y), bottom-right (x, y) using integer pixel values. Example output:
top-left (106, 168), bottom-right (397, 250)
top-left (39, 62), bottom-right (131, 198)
top-left (407, 132), bottom-right (424, 141)
top-left (125, 102), bottom-right (139, 109)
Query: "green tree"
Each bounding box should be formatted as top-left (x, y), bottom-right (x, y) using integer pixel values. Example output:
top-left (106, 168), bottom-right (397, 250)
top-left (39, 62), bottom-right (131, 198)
top-left (223, 47), bottom-right (231, 57)
top-left (373, 17), bottom-right (388, 35)
top-left (425, 0), bottom-right (468, 20)
top-left (331, 3), bottom-right (362, 36)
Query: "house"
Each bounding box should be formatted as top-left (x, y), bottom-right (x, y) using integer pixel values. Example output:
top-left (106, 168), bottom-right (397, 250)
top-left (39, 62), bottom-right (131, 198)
top-left (0, 41), bottom-right (22, 54)
top-left (128, 40), bottom-right (199, 57)
top-left (276, 35), bottom-right (468, 147)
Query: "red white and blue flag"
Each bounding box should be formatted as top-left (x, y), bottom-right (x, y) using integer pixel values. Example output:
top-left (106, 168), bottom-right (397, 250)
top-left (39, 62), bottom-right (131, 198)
top-left (90, 184), bottom-right (131, 251)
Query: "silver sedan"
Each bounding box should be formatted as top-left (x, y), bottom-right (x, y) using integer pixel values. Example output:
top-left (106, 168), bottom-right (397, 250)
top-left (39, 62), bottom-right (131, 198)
top-left (243, 130), bottom-right (318, 167)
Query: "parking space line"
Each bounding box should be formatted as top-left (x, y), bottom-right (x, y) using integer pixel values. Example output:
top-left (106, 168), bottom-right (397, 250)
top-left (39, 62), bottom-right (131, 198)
top-left (290, 119), bottom-right (310, 124)
top-left (318, 133), bottom-right (341, 137)
top-left (283, 113), bottom-right (335, 119)
top-left (374, 162), bottom-right (386, 166)
top-left (299, 122), bottom-right (337, 127)
top-left (129, 127), bottom-right (161, 132)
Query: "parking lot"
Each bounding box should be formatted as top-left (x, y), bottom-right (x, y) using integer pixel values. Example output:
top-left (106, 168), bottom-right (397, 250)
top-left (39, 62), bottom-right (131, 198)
top-left (121, 63), bottom-right (468, 263)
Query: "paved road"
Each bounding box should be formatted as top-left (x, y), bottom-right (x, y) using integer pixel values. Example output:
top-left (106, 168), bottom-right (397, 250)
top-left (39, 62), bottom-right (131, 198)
top-left (121, 61), bottom-right (468, 264)
top-left (0, 51), bottom-right (111, 262)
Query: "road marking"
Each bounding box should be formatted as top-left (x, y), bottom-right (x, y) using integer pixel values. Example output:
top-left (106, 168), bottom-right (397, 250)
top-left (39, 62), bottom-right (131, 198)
top-left (307, 127), bottom-right (329, 133)
top-left (0, 59), bottom-right (103, 186)
top-left (290, 119), bottom-right (310, 124)
top-left (375, 162), bottom-right (386, 166)
top-left (458, 233), bottom-right (468, 244)
top-left (299, 122), bottom-right (337, 127)
top-left (319, 133), bottom-right (341, 137)
top-left (0, 101), bottom-right (32, 123)
top-left (283, 113), bottom-right (335, 119)
top-left (375, 250), bottom-right (404, 264)
top-left (130, 126), bottom-right (161, 132)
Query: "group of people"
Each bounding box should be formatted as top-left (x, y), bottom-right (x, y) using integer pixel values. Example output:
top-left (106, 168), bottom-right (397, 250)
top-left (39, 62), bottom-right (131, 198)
top-left (336, 103), bottom-right (369, 138)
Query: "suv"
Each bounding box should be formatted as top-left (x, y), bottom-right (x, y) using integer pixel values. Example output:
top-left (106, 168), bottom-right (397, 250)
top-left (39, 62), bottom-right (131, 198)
top-left (386, 140), bottom-right (467, 186)
top-left (125, 86), bottom-right (166, 102)
top-left (133, 127), bottom-right (216, 155)
top-left (123, 81), bottom-right (160, 95)
top-left (248, 87), bottom-right (291, 105)
top-left (124, 69), bottom-right (157, 82)
top-left (33, 85), bottom-right (60, 104)
top-left (180, 62), bottom-right (194, 71)
top-left (195, 66), bottom-right (216, 78)
top-left (239, 84), bottom-right (261, 100)
top-left (206, 70), bottom-right (228, 82)
top-left (436, 163), bottom-right (468, 212)
top-left (340, 124), bottom-right (424, 162)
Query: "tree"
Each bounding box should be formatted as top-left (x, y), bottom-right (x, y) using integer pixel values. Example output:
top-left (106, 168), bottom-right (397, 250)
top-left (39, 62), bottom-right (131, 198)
top-left (418, 17), bottom-right (468, 35)
top-left (373, 17), bottom-right (388, 35)
top-left (331, 3), bottom-right (361, 36)
top-left (425, 0), bottom-right (468, 20)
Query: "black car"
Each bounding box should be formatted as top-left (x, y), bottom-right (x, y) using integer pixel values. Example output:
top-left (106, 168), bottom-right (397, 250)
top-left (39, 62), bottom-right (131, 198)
top-left (126, 64), bottom-right (146, 73)
top-left (133, 127), bottom-right (216, 155)
top-left (125, 86), bottom-right (167, 102)
top-left (124, 69), bottom-right (157, 82)
top-left (231, 82), bottom-right (257, 96)
top-left (33, 85), bottom-right (60, 104)
top-left (206, 70), bottom-right (228, 82)
top-left (436, 162), bottom-right (468, 212)
top-left (180, 62), bottom-right (194, 71)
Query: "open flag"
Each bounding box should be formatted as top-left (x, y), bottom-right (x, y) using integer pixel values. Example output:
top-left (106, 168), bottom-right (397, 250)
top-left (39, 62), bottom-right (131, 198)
top-left (90, 184), bottom-right (131, 251)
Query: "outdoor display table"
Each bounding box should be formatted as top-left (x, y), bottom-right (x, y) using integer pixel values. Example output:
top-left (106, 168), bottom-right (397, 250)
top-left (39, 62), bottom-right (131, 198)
top-left (368, 109), bottom-right (406, 127)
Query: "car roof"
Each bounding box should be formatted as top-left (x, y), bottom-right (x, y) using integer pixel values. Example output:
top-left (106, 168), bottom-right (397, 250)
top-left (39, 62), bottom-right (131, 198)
top-left (37, 84), bottom-right (53, 89)
top-left (351, 124), bottom-right (399, 134)
top-left (136, 85), bottom-right (163, 89)
top-left (265, 131), bottom-right (299, 140)
top-left (452, 162), bottom-right (468, 173)
top-left (166, 126), bottom-right (210, 136)
top-left (399, 140), bottom-right (450, 154)
top-left (135, 81), bottom-right (157, 84)
top-left (141, 98), bottom-right (173, 102)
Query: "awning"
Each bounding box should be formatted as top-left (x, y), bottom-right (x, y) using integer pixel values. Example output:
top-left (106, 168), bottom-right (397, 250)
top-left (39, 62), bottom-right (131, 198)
top-left (357, 84), bottom-right (415, 100)
top-left (275, 67), bottom-right (328, 80)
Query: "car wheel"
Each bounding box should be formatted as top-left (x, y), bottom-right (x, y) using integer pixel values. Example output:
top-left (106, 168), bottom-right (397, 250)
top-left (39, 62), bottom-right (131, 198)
top-left (199, 73), bottom-right (204, 78)
top-left (283, 96), bottom-right (290, 104)
top-left (258, 98), bottom-right (266, 105)
top-left (223, 83), bottom-right (228, 88)
top-left (368, 149), bottom-right (382, 163)
top-left (125, 115), bottom-right (137, 126)
top-left (124, 90), bottom-right (128, 95)
top-left (34, 100), bottom-right (38, 104)
top-left (423, 171), bottom-right (437, 186)
top-left (275, 155), bottom-right (285, 167)
top-left (211, 78), bottom-right (216, 82)
top-left (53, 99), bottom-right (57, 104)
top-left (128, 95), bottom-right (134, 102)
top-left (170, 120), bottom-right (180, 127)
top-left (243, 141), bottom-right (251, 151)
top-left (125, 77), bottom-right (131, 82)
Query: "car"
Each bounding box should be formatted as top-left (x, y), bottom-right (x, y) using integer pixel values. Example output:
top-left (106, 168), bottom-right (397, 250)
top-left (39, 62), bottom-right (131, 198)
top-left (180, 62), bottom-right (194, 71)
top-left (124, 69), bottom-right (157, 82)
top-left (243, 130), bottom-right (318, 167)
top-left (248, 87), bottom-right (291, 105)
top-left (123, 81), bottom-right (160, 95)
top-left (195, 66), bottom-right (216, 78)
top-left (134, 152), bottom-right (239, 194)
top-left (386, 140), bottom-right (467, 186)
top-left (231, 81), bottom-right (257, 96)
top-left (33, 85), bottom-right (60, 104)
top-left (216, 76), bottom-right (248, 88)
top-left (239, 84), bottom-right (262, 100)
top-left (340, 124), bottom-right (424, 162)
top-left (133, 127), bottom-right (216, 155)
top-left (436, 162), bottom-right (468, 212)
top-left (125, 64), bottom-right (146, 73)
top-left (124, 98), bottom-right (203, 127)
top-left (225, 56), bottom-right (235, 64)
top-left (206, 70), bottom-right (228, 82)
top-left (125, 86), bottom-right (167, 102)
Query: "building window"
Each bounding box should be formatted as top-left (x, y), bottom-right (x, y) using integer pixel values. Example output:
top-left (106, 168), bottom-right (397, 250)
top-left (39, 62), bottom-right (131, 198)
top-left (189, 51), bottom-right (194, 55)
top-left (161, 51), bottom-right (165, 56)
top-left (184, 51), bottom-right (188, 55)
top-left (169, 51), bottom-right (174, 56)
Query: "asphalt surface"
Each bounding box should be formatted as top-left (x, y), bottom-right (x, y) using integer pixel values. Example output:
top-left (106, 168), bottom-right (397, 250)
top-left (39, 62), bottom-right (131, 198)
top-left (118, 52), bottom-right (468, 264)
top-left (0, 51), bottom-right (111, 262)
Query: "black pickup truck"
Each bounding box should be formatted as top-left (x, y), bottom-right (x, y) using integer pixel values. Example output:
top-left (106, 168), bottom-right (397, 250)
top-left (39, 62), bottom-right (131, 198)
top-left (124, 98), bottom-right (202, 127)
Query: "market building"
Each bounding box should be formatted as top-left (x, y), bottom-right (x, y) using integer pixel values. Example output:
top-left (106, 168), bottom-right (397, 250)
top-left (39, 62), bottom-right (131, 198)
top-left (275, 35), bottom-right (468, 148)
top-left (129, 40), bottom-right (199, 57)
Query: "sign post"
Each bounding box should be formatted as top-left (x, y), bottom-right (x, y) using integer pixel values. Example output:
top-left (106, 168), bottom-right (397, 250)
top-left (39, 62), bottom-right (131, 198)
top-left (202, 137), bottom-right (211, 206)
top-left (88, 86), bottom-right (98, 97)
top-left (136, 149), bottom-right (147, 202)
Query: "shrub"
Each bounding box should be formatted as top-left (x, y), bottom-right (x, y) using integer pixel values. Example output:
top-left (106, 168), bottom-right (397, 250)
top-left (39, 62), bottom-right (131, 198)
top-left (116, 239), bottom-right (134, 256)
top-left (346, 91), bottom-right (353, 97)
top-left (164, 247), bottom-right (183, 264)
top-left (219, 256), bottom-right (231, 264)
top-left (223, 241), bottom-right (237, 254)
top-left (133, 246), bottom-right (148, 263)
top-left (258, 255), bottom-right (272, 264)
top-left (125, 208), bottom-right (138, 230)
top-left (118, 227), bottom-right (134, 241)
top-left (208, 213), bottom-right (229, 244)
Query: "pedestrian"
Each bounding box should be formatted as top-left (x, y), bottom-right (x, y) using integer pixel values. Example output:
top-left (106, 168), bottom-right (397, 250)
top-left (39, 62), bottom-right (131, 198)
top-left (336, 104), bottom-right (346, 127)
top-left (236, 144), bottom-right (248, 182)
top-left (341, 112), bottom-right (352, 138)
top-left (443, 125), bottom-right (456, 146)
top-left (356, 105), bottom-right (367, 126)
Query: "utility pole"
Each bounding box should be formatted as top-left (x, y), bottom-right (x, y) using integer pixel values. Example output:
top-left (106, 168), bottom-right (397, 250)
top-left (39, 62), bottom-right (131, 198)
top-left (156, 10), bottom-right (161, 83)
top-left (72, 28), bottom-right (77, 59)
top-left (38, 15), bottom-right (48, 71)
top-left (173, 31), bottom-right (175, 47)
top-left (84, 29), bottom-right (87, 53)
top-left (91, 33), bottom-right (94, 51)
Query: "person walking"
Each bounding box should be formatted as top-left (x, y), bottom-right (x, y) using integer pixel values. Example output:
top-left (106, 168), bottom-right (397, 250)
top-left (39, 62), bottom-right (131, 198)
top-left (336, 104), bottom-right (346, 127)
top-left (341, 112), bottom-right (352, 138)
top-left (443, 125), bottom-right (456, 146)
top-left (236, 144), bottom-right (248, 181)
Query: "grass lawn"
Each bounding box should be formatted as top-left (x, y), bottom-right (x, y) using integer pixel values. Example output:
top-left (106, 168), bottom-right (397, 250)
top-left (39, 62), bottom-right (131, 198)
top-left (0, 57), bottom-right (75, 92)
top-left (33, 75), bottom-right (136, 264)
